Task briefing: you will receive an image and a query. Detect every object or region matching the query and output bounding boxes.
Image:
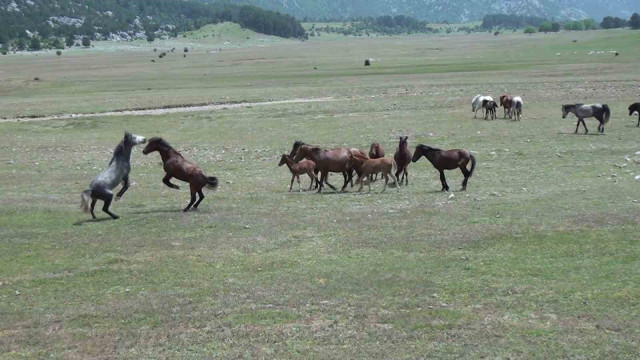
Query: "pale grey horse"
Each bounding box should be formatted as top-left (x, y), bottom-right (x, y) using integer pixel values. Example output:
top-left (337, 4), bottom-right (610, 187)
top-left (472, 94), bottom-right (493, 118)
top-left (81, 132), bottom-right (146, 219)
top-left (561, 103), bottom-right (610, 134)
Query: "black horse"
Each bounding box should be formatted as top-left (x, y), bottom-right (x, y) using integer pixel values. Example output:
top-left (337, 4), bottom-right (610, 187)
top-left (629, 102), bottom-right (640, 127)
top-left (412, 145), bottom-right (476, 191)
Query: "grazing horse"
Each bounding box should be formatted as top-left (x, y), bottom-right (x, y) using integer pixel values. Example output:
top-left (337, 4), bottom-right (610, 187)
top-left (511, 96), bottom-right (523, 121)
top-left (629, 102), bottom-right (640, 127)
top-left (348, 153), bottom-right (398, 192)
top-left (278, 154), bottom-right (318, 191)
top-left (411, 145), bottom-right (476, 192)
top-left (561, 103), bottom-right (610, 134)
top-left (483, 99), bottom-right (498, 120)
top-left (393, 136), bottom-right (412, 186)
top-left (368, 142), bottom-right (385, 180)
top-left (143, 137), bottom-right (218, 211)
top-left (80, 132), bottom-right (147, 219)
top-left (294, 144), bottom-right (355, 193)
top-left (472, 94), bottom-right (493, 118)
top-left (500, 95), bottom-right (513, 118)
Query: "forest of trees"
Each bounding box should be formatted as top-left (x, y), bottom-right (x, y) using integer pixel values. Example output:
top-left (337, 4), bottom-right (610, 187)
top-left (482, 12), bottom-right (640, 32)
top-left (0, 0), bottom-right (305, 52)
top-left (311, 15), bottom-right (434, 37)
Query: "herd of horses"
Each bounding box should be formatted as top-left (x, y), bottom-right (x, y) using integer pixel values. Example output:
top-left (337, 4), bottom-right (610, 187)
top-left (80, 99), bottom-right (640, 219)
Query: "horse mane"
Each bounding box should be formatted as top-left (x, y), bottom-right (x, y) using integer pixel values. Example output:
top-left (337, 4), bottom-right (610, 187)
top-left (418, 144), bottom-right (441, 152)
top-left (352, 151), bottom-right (368, 160)
top-left (109, 139), bottom-right (126, 165)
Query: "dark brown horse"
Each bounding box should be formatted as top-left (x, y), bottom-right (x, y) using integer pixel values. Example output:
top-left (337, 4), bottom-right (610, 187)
top-left (629, 102), bottom-right (640, 127)
top-left (483, 100), bottom-right (498, 120)
top-left (368, 142), bottom-right (385, 180)
top-left (143, 137), bottom-right (218, 211)
top-left (500, 95), bottom-right (513, 119)
top-left (291, 141), bottom-right (366, 190)
top-left (294, 144), bottom-right (362, 193)
top-left (412, 145), bottom-right (476, 191)
top-left (393, 136), bottom-right (412, 186)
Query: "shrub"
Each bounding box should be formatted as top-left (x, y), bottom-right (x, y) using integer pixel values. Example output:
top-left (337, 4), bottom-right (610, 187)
top-left (56, 50), bottom-right (62, 56)
top-left (524, 26), bottom-right (537, 34)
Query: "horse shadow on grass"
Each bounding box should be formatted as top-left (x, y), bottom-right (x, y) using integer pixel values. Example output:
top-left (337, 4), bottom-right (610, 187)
top-left (73, 218), bottom-right (115, 226)
top-left (556, 131), bottom-right (606, 136)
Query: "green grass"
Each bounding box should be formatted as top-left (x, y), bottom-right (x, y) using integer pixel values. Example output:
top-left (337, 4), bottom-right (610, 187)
top-left (1, 29), bottom-right (640, 358)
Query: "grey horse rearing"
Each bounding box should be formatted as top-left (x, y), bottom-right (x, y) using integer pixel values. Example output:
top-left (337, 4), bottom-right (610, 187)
top-left (80, 132), bottom-right (146, 219)
top-left (562, 103), bottom-right (610, 134)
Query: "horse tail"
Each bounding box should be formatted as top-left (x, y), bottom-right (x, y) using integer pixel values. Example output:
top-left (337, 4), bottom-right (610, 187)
top-left (80, 190), bottom-right (92, 213)
top-left (205, 176), bottom-right (218, 190)
top-left (392, 159), bottom-right (398, 174)
top-left (602, 104), bottom-right (610, 124)
top-left (468, 154), bottom-right (476, 178)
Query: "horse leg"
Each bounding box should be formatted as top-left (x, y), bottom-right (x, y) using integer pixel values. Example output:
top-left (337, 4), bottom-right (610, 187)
top-left (163, 174), bottom-right (180, 189)
top-left (307, 172), bottom-right (316, 191)
top-left (289, 174), bottom-right (295, 192)
top-left (574, 118), bottom-right (580, 133)
top-left (324, 173), bottom-right (338, 192)
top-left (184, 191), bottom-right (197, 212)
top-left (460, 167), bottom-right (470, 191)
top-left (297, 174), bottom-right (302, 191)
top-left (637, 115), bottom-right (640, 127)
top-left (101, 192), bottom-right (119, 219)
top-left (115, 175), bottom-right (129, 200)
top-left (357, 174), bottom-right (364, 192)
top-left (193, 190), bottom-right (205, 209)
top-left (90, 198), bottom-right (98, 219)
top-left (342, 170), bottom-right (350, 191)
top-left (581, 118), bottom-right (588, 134)
top-left (439, 170), bottom-right (449, 192)
top-left (313, 169), bottom-right (320, 189)
top-left (404, 168), bottom-right (409, 186)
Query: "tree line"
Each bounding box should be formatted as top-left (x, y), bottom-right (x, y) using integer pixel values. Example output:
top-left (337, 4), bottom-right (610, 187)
top-left (483, 12), bottom-right (640, 32)
top-left (0, 0), bottom-right (305, 53)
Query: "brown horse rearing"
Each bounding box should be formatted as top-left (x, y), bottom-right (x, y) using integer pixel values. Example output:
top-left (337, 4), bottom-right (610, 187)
top-left (348, 153), bottom-right (398, 192)
top-left (143, 137), bottom-right (218, 211)
top-left (412, 144), bottom-right (476, 191)
top-left (293, 144), bottom-right (364, 192)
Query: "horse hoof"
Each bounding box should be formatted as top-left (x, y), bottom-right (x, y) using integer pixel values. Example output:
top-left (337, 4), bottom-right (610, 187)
top-left (111, 216), bottom-right (120, 220)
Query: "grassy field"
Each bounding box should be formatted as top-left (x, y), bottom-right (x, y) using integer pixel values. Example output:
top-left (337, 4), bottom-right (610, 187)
top-left (1, 29), bottom-right (640, 358)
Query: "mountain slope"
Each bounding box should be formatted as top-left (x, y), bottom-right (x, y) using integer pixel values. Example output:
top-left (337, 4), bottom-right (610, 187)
top-left (208, 0), bottom-right (638, 22)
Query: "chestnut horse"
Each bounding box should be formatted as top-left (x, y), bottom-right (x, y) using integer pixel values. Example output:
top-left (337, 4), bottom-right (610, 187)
top-left (291, 141), bottom-right (366, 191)
top-left (412, 145), bottom-right (476, 191)
top-left (278, 154), bottom-right (318, 191)
top-left (143, 137), bottom-right (218, 211)
top-left (368, 142), bottom-right (385, 180)
top-left (348, 153), bottom-right (398, 192)
top-left (393, 136), bottom-right (412, 186)
top-left (629, 102), bottom-right (640, 127)
top-left (294, 144), bottom-right (362, 193)
top-left (500, 95), bottom-right (513, 119)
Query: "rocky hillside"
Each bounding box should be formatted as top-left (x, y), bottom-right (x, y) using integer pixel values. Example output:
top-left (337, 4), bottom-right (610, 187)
top-left (206, 0), bottom-right (638, 22)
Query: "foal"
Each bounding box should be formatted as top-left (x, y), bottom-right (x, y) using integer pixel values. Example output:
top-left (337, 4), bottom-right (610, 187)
top-left (278, 154), bottom-right (318, 191)
top-left (348, 153), bottom-right (398, 192)
top-left (81, 132), bottom-right (146, 219)
top-left (412, 144), bottom-right (476, 191)
top-left (143, 137), bottom-right (218, 211)
top-left (483, 100), bottom-right (498, 120)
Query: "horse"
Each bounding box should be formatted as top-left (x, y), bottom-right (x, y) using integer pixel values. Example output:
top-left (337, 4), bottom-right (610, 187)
top-left (561, 103), bottom-right (610, 134)
top-left (629, 102), bottom-right (640, 127)
top-left (293, 144), bottom-right (367, 193)
top-left (142, 137), bottom-right (218, 211)
top-left (511, 96), bottom-right (523, 121)
top-left (368, 142), bottom-right (385, 180)
top-left (80, 132), bottom-right (147, 219)
top-left (411, 145), bottom-right (476, 192)
top-left (483, 99), bottom-right (498, 120)
top-left (472, 94), bottom-right (493, 118)
top-left (393, 136), bottom-right (412, 186)
top-left (499, 95), bottom-right (513, 118)
top-left (278, 154), bottom-right (318, 192)
top-left (348, 153), bottom-right (398, 192)
top-left (291, 141), bottom-right (366, 191)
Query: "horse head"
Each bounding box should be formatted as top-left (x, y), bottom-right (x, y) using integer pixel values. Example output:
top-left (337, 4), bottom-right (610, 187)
top-left (124, 131), bottom-right (146, 146)
top-left (278, 154), bottom-right (289, 167)
top-left (142, 137), bottom-right (172, 155)
top-left (412, 145), bottom-right (426, 162)
top-left (561, 105), bottom-right (570, 118)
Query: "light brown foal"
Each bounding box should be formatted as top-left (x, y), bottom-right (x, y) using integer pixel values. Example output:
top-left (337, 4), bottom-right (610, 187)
top-left (278, 154), bottom-right (318, 191)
